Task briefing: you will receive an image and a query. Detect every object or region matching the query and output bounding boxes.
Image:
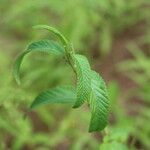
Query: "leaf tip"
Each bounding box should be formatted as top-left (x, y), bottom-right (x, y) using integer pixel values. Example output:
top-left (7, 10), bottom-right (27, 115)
top-left (72, 102), bottom-right (82, 109)
top-left (32, 24), bottom-right (51, 30)
top-left (32, 24), bottom-right (43, 29)
top-left (29, 102), bottom-right (35, 110)
top-left (13, 69), bottom-right (21, 85)
top-left (72, 105), bottom-right (78, 109)
top-left (88, 127), bottom-right (103, 133)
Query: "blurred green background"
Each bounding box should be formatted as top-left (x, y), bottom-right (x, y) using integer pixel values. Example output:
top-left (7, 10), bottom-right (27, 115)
top-left (0, 0), bottom-right (150, 150)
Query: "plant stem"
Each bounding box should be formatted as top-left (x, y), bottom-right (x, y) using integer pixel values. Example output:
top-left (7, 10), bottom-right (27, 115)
top-left (64, 44), bottom-right (77, 74)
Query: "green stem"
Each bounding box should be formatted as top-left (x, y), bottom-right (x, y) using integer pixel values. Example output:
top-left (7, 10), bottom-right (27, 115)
top-left (64, 44), bottom-right (76, 74)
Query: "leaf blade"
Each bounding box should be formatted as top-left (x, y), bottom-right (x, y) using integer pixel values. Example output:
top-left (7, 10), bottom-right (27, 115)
top-left (27, 40), bottom-right (65, 55)
top-left (30, 86), bottom-right (76, 109)
top-left (13, 40), bottom-right (65, 84)
top-left (73, 54), bottom-right (91, 108)
top-left (13, 51), bottom-right (30, 85)
top-left (89, 71), bottom-right (109, 132)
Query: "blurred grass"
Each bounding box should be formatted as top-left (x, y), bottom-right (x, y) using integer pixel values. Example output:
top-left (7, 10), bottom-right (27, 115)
top-left (0, 0), bottom-right (150, 149)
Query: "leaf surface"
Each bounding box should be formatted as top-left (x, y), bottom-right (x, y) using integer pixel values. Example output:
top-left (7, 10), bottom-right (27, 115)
top-left (13, 40), bottom-right (65, 84)
top-left (73, 54), bottom-right (91, 108)
top-left (89, 71), bottom-right (109, 132)
top-left (30, 86), bottom-right (76, 109)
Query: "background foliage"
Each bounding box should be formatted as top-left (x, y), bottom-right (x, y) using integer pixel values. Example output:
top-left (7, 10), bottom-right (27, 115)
top-left (0, 0), bottom-right (150, 149)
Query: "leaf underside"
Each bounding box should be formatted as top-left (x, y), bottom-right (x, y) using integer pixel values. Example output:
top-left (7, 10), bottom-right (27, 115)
top-left (13, 39), bottom-right (65, 85)
top-left (73, 54), bottom-right (91, 108)
top-left (30, 86), bottom-right (76, 109)
top-left (33, 25), bottom-right (68, 45)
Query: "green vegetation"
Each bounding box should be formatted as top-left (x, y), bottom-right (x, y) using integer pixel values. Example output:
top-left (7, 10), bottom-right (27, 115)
top-left (0, 0), bottom-right (150, 149)
top-left (13, 25), bottom-right (109, 132)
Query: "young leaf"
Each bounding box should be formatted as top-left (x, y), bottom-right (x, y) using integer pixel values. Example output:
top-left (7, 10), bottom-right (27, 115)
top-left (30, 86), bottom-right (76, 109)
top-left (73, 54), bottom-right (91, 108)
top-left (27, 40), bottom-right (65, 55)
top-left (33, 25), bottom-right (68, 46)
top-left (13, 40), bottom-right (65, 85)
top-left (89, 71), bottom-right (109, 132)
top-left (13, 25), bottom-right (110, 133)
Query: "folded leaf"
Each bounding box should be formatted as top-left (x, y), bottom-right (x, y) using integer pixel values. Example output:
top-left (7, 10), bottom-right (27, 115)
top-left (89, 71), bottom-right (109, 132)
top-left (73, 54), bottom-right (91, 108)
top-left (13, 40), bottom-right (65, 85)
top-left (34, 25), bottom-right (68, 46)
top-left (30, 86), bottom-right (76, 109)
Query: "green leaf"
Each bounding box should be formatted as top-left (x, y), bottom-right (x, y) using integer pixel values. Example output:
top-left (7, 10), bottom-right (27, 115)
top-left (13, 40), bottom-right (65, 85)
top-left (89, 71), bottom-right (109, 132)
top-left (27, 40), bottom-right (65, 55)
top-left (73, 54), bottom-right (91, 108)
top-left (30, 86), bottom-right (76, 109)
top-left (33, 25), bottom-right (68, 46)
